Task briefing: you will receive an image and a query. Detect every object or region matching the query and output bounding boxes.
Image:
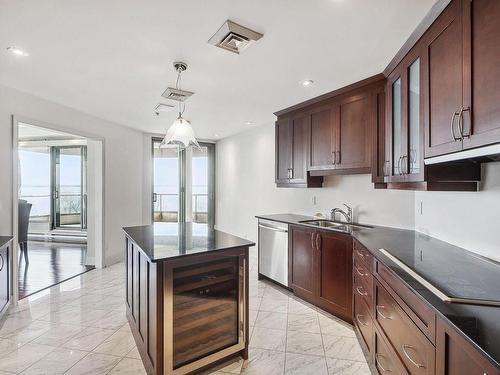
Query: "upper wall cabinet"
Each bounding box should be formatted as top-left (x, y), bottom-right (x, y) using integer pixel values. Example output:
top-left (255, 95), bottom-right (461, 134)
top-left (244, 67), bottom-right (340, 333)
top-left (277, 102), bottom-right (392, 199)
top-left (275, 115), bottom-right (323, 188)
top-left (423, 0), bottom-right (500, 157)
top-left (275, 76), bottom-right (385, 187)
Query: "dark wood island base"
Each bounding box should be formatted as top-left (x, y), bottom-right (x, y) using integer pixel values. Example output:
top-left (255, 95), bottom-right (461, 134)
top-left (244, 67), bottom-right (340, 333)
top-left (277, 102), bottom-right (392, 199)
top-left (124, 224), bottom-right (254, 375)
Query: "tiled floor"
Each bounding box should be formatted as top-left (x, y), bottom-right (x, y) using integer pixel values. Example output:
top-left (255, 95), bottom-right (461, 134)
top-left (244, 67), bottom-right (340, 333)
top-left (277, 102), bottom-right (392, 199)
top-left (0, 248), bottom-right (371, 374)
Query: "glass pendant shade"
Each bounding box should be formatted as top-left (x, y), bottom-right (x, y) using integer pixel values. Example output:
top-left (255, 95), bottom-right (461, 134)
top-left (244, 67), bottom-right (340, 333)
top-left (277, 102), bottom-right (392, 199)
top-left (161, 114), bottom-right (200, 149)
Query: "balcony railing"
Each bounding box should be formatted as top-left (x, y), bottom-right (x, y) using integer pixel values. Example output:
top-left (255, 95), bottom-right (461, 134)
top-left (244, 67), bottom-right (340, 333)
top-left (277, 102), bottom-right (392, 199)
top-left (153, 193), bottom-right (208, 223)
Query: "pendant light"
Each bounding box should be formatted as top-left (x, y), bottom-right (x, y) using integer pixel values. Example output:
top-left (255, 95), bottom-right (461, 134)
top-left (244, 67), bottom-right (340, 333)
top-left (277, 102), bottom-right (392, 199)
top-left (160, 62), bottom-right (200, 149)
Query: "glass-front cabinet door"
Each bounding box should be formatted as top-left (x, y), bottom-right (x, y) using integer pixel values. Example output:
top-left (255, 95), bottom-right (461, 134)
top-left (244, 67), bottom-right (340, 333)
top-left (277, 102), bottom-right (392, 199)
top-left (386, 66), bottom-right (405, 183)
top-left (386, 47), bottom-right (424, 184)
top-left (403, 49), bottom-right (424, 182)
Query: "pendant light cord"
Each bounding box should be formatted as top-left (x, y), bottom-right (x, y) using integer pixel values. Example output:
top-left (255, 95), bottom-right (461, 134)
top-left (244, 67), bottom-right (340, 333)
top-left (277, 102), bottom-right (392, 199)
top-left (176, 67), bottom-right (186, 117)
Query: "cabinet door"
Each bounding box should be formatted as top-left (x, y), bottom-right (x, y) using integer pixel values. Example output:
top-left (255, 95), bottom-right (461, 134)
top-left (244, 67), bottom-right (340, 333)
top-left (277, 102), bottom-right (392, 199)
top-left (275, 118), bottom-right (292, 183)
top-left (290, 113), bottom-right (309, 183)
top-left (386, 68), bottom-right (406, 183)
top-left (462, 0), bottom-right (500, 148)
top-left (372, 88), bottom-right (387, 185)
top-left (290, 226), bottom-right (316, 302)
top-left (309, 105), bottom-right (336, 170)
top-left (404, 50), bottom-right (425, 182)
top-left (336, 94), bottom-right (372, 170)
top-left (315, 231), bottom-right (352, 322)
top-left (423, 0), bottom-right (464, 157)
top-left (436, 317), bottom-right (498, 375)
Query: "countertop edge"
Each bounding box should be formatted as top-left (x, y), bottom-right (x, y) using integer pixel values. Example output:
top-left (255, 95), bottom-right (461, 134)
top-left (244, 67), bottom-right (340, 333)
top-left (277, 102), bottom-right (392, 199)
top-left (255, 214), bottom-right (500, 370)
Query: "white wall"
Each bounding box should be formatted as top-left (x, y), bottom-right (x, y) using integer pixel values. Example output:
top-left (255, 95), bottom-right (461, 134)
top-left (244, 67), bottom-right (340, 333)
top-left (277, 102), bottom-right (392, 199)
top-left (216, 124), bottom-right (500, 263)
top-left (415, 162), bottom-right (500, 262)
top-left (0, 84), bottom-right (144, 265)
top-left (215, 124), bottom-right (415, 244)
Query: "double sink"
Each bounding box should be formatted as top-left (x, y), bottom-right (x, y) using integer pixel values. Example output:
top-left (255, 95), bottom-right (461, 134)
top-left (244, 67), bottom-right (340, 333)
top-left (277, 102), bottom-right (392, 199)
top-left (298, 219), bottom-right (373, 234)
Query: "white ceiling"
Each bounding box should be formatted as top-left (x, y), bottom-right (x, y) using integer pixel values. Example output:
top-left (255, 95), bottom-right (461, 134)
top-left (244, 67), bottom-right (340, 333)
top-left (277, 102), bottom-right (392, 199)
top-left (0, 0), bottom-right (436, 140)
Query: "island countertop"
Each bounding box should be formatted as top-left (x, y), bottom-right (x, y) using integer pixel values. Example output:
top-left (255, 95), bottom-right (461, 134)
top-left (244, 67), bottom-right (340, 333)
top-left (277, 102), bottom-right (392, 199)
top-left (123, 223), bottom-right (255, 262)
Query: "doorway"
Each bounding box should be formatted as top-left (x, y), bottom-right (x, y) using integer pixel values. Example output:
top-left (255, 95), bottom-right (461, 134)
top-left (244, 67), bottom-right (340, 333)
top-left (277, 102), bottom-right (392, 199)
top-left (14, 118), bottom-right (103, 300)
top-left (152, 139), bottom-right (215, 233)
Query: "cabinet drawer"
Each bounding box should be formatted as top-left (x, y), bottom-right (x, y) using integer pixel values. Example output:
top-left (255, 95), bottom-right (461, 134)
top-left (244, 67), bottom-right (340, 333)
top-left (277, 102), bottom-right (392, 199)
top-left (353, 240), bottom-right (374, 272)
top-left (354, 258), bottom-right (373, 294)
top-left (353, 269), bottom-right (372, 316)
top-left (354, 289), bottom-right (373, 353)
top-left (375, 261), bottom-right (436, 343)
top-left (375, 281), bottom-right (435, 375)
top-left (374, 327), bottom-right (409, 375)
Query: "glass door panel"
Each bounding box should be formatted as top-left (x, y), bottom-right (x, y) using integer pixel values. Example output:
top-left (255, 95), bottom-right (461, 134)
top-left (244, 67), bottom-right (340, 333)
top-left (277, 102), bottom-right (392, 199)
top-left (55, 147), bottom-right (83, 229)
top-left (152, 140), bottom-right (181, 227)
top-left (408, 58), bottom-right (421, 175)
top-left (392, 77), bottom-right (402, 176)
top-left (152, 140), bottom-right (215, 232)
top-left (18, 147), bottom-right (51, 234)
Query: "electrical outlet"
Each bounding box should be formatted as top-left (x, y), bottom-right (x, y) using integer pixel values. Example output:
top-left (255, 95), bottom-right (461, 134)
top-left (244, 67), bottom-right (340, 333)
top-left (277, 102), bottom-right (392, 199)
top-left (312, 196), bottom-right (317, 205)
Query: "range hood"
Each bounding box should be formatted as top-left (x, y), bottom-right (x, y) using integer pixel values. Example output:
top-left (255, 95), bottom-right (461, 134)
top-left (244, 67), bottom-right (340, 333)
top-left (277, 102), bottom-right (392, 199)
top-left (425, 143), bottom-right (500, 165)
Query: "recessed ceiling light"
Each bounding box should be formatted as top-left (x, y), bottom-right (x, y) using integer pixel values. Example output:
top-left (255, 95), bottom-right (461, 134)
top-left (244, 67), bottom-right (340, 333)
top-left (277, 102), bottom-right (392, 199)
top-left (302, 80), bottom-right (314, 87)
top-left (245, 121), bottom-right (254, 125)
top-left (6, 46), bottom-right (29, 57)
top-left (214, 133), bottom-right (220, 138)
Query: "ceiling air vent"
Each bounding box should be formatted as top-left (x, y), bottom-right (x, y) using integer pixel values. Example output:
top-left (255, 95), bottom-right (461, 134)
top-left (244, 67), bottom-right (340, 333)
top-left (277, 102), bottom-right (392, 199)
top-left (154, 103), bottom-right (175, 115)
top-left (208, 20), bottom-right (263, 54)
top-left (161, 87), bottom-right (194, 102)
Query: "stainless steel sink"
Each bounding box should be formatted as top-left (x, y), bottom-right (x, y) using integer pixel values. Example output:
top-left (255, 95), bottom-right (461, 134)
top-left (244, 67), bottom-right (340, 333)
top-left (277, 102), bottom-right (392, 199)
top-left (298, 219), bottom-right (372, 233)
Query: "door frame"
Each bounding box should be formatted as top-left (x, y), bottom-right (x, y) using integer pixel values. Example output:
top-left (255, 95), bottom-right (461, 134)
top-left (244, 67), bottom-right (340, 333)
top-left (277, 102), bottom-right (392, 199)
top-left (151, 137), bottom-right (216, 229)
top-left (12, 115), bottom-right (105, 304)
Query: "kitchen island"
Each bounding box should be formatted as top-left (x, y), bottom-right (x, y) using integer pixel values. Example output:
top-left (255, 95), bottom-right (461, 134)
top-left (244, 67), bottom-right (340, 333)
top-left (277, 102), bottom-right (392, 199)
top-left (123, 223), bottom-right (254, 375)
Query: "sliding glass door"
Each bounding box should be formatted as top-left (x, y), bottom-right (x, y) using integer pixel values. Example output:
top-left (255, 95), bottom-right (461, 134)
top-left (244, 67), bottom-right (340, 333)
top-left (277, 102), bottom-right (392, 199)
top-left (152, 139), bottom-right (215, 230)
top-left (52, 146), bottom-right (87, 230)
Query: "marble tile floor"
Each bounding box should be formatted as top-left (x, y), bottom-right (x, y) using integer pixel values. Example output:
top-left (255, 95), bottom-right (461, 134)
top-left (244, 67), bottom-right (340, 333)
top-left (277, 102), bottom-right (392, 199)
top-left (0, 248), bottom-right (371, 375)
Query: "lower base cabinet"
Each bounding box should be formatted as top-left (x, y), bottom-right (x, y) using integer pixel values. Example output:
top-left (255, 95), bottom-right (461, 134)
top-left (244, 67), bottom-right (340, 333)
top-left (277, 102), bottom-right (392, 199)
top-left (289, 226), bottom-right (353, 323)
top-left (436, 317), bottom-right (498, 375)
top-left (351, 240), bottom-right (499, 375)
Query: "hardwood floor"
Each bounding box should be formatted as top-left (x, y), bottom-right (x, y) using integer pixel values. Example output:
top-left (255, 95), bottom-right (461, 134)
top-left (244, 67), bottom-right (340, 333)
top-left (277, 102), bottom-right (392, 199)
top-left (18, 241), bottom-right (94, 299)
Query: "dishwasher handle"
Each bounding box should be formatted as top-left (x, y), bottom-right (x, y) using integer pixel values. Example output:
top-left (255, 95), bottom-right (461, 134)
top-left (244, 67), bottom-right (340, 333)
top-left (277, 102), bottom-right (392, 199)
top-left (258, 223), bottom-right (288, 233)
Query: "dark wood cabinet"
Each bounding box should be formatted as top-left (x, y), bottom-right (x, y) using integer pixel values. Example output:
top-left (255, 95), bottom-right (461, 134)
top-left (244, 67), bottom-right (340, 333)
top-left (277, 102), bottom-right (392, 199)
top-left (0, 240), bottom-right (11, 318)
top-left (436, 317), bottom-right (498, 375)
top-left (289, 225), bottom-right (316, 300)
top-left (336, 92), bottom-right (372, 172)
top-left (422, 0), bottom-right (500, 157)
top-left (289, 226), bottom-right (352, 322)
top-left (309, 105), bottom-right (336, 170)
top-left (422, 0), bottom-right (464, 158)
top-left (315, 231), bottom-right (353, 321)
top-left (275, 116), bottom-right (323, 188)
top-left (462, 0), bottom-right (500, 149)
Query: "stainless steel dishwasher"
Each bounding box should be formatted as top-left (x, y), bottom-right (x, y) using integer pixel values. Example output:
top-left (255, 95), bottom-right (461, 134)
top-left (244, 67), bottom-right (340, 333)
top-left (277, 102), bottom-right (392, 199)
top-left (258, 219), bottom-right (289, 287)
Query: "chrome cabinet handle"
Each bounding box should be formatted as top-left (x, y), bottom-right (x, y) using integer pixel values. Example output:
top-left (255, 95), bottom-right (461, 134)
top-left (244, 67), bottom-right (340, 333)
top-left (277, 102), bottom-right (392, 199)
top-left (316, 234), bottom-right (321, 250)
top-left (311, 233), bottom-right (315, 250)
top-left (397, 156), bottom-right (402, 175)
top-left (356, 250), bottom-right (365, 258)
top-left (355, 314), bottom-right (368, 326)
top-left (450, 111), bottom-right (461, 141)
top-left (354, 266), bottom-right (365, 277)
top-left (459, 107), bottom-right (471, 139)
top-left (337, 150), bottom-right (341, 165)
top-left (384, 160), bottom-right (390, 177)
top-left (356, 286), bottom-right (367, 296)
top-left (0, 254), bottom-right (3, 272)
top-left (376, 305), bottom-right (392, 320)
top-left (375, 354), bottom-right (390, 372)
top-left (332, 151), bottom-right (336, 165)
top-left (402, 345), bottom-right (425, 369)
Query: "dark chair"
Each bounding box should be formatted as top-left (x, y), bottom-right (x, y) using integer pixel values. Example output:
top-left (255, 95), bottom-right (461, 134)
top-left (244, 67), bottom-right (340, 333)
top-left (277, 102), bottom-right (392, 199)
top-left (18, 199), bottom-right (32, 264)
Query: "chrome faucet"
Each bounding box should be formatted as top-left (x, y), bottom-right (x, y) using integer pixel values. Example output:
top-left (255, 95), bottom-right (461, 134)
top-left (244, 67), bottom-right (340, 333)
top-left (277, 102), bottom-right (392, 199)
top-left (331, 204), bottom-right (353, 224)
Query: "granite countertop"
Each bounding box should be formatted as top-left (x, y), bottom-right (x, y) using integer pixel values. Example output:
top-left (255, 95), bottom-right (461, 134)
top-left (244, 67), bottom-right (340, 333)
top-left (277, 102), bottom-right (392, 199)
top-left (256, 214), bottom-right (500, 369)
top-left (123, 223), bottom-right (255, 262)
top-left (0, 236), bottom-right (13, 248)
